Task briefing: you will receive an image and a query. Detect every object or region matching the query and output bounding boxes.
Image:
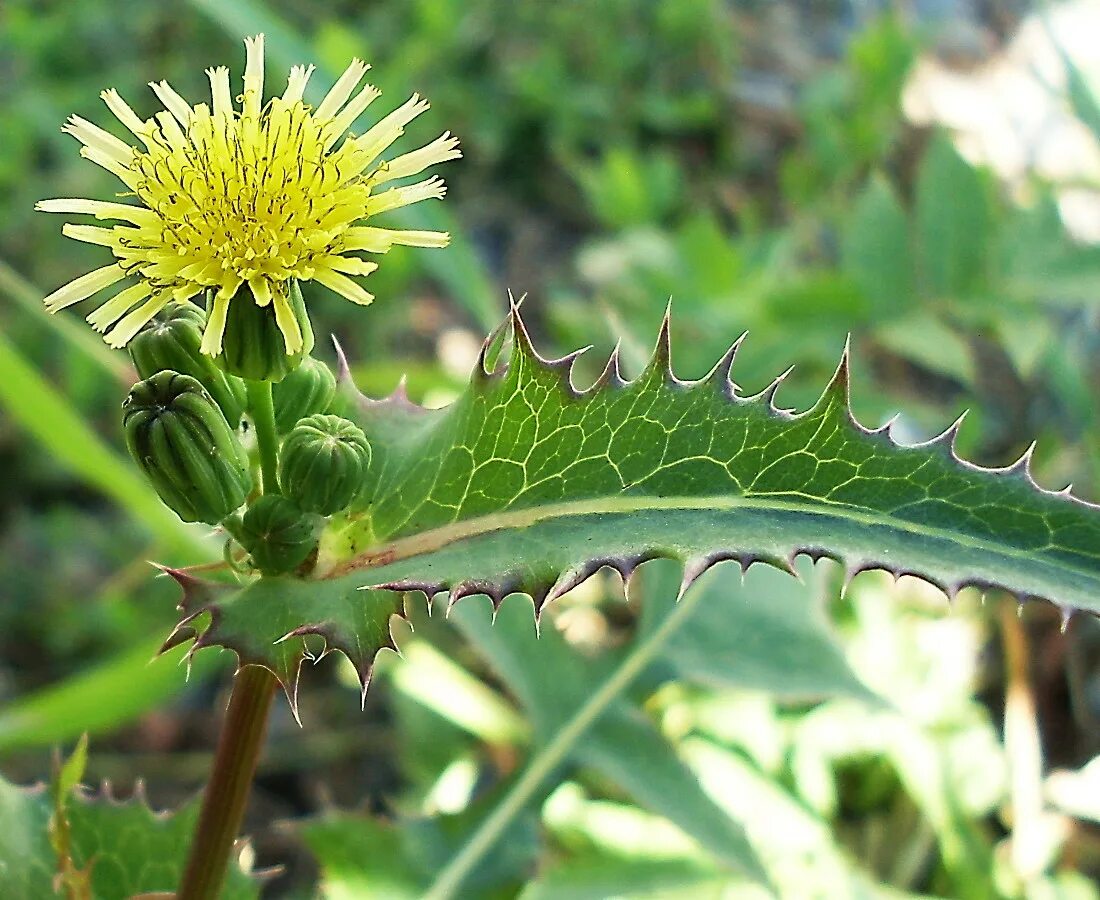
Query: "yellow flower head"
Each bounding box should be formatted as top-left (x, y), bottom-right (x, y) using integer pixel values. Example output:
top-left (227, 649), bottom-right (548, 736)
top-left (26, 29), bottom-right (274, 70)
top-left (37, 35), bottom-right (460, 354)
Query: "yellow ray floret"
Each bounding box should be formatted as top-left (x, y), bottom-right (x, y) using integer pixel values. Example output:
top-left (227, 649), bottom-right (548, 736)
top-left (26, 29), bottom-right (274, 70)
top-left (37, 34), bottom-right (460, 353)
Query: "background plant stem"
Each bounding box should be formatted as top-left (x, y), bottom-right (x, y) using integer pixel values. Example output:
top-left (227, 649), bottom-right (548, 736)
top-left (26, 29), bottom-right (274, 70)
top-left (424, 582), bottom-right (709, 900)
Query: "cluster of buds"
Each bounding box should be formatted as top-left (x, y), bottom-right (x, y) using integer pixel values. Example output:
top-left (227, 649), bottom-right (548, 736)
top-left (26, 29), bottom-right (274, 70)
top-left (121, 283), bottom-right (370, 576)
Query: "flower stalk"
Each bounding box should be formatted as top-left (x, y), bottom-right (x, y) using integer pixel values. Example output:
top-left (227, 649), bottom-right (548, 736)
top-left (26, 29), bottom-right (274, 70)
top-left (246, 379), bottom-right (280, 495)
top-left (177, 664), bottom-right (276, 900)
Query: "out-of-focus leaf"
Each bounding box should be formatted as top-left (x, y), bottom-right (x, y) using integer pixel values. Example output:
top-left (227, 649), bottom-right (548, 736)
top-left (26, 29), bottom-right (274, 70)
top-left (304, 799), bottom-right (539, 899)
top-left (519, 855), bottom-right (732, 900)
top-left (682, 738), bottom-right (883, 897)
top-left (999, 195), bottom-right (1100, 305)
top-left (0, 777), bottom-right (257, 899)
top-left (915, 135), bottom-right (992, 299)
top-left (0, 641), bottom-right (223, 752)
top-left (385, 638), bottom-right (529, 744)
top-left (450, 596), bottom-right (762, 876)
top-left (0, 329), bottom-right (206, 556)
top-left (0, 259), bottom-right (129, 382)
top-left (843, 174), bottom-right (914, 315)
top-left (638, 558), bottom-right (876, 702)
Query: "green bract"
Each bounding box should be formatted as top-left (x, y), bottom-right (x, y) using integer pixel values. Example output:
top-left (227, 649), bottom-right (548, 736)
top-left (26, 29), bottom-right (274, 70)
top-left (272, 355), bottom-right (337, 433)
top-left (280, 414), bottom-right (371, 515)
top-left (214, 281), bottom-right (315, 383)
top-left (123, 371), bottom-right (252, 525)
top-left (129, 302), bottom-right (247, 426)
top-left (239, 495), bottom-right (318, 575)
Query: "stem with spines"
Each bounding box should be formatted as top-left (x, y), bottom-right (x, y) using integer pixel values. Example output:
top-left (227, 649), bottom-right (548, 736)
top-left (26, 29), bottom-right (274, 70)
top-left (178, 378), bottom-right (281, 900)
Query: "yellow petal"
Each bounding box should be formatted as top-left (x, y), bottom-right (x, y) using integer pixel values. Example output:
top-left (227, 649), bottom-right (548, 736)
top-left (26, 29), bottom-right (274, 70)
top-left (86, 282), bottom-right (151, 331)
top-left (315, 268), bottom-right (374, 306)
top-left (105, 291), bottom-right (171, 347)
top-left (364, 176), bottom-right (447, 216)
top-left (314, 58), bottom-right (371, 123)
top-left (242, 34), bottom-right (265, 119)
top-left (43, 264), bottom-right (126, 313)
top-left (372, 132), bottom-right (461, 184)
top-left (272, 289), bottom-right (304, 354)
top-left (201, 292), bottom-right (230, 356)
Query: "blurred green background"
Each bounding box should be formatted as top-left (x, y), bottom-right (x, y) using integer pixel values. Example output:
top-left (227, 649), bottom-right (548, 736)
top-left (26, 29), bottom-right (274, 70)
top-left (3, 0), bottom-right (1100, 896)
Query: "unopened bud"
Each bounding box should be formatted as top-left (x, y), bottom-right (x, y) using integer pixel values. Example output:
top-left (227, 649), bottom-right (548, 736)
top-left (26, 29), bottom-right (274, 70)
top-left (272, 355), bottom-right (337, 433)
top-left (129, 302), bottom-right (247, 426)
top-left (215, 280), bottom-right (315, 383)
top-left (280, 414), bottom-right (371, 515)
top-left (239, 495), bottom-right (318, 575)
top-left (123, 372), bottom-right (252, 524)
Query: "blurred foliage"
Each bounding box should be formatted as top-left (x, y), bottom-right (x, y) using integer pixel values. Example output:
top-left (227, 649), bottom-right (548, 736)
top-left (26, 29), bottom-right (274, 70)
top-left (2, 1), bottom-right (1100, 897)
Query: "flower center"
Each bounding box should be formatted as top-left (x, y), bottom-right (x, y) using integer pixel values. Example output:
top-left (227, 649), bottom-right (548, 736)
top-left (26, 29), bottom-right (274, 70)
top-left (125, 101), bottom-right (370, 289)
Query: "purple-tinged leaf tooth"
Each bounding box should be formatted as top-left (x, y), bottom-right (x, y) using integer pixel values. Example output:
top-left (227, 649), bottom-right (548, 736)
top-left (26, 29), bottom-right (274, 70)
top-left (446, 580), bottom-right (487, 614)
top-left (649, 300), bottom-right (673, 377)
top-left (1005, 441), bottom-right (1037, 478)
top-left (870, 413), bottom-right (901, 438)
top-left (783, 552), bottom-right (805, 581)
top-left (797, 546), bottom-right (833, 565)
top-left (331, 335), bottom-right (354, 387)
top-left (152, 564), bottom-right (226, 614)
top-left (159, 621), bottom-right (198, 656)
top-left (370, 579), bottom-right (442, 598)
top-left (606, 555), bottom-right (644, 586)
top-left (840, 563), bottom-right (865, 599)
top-left (763, 366), bottom-right (796, 413)
top-left (529, 582), bottom-right (553, 619)
top-left (678, 556), bottom-right (714, 600)
top-left (929, 410), bottom-right (969, 456)
top-left (358, 669), bottom-right (375, 710)
top-left (592, 340), bottom-right (628, 391)
top-left (818, 335), bottom-right (852, 406)
top-left (509, 297), bottom-right (539, 361)
top-left (545, 561), bottom-right (599, 607)
top-left (705, 333), bottom-right (747, 396)
top-left (271, 663), bottom-right (304, 727)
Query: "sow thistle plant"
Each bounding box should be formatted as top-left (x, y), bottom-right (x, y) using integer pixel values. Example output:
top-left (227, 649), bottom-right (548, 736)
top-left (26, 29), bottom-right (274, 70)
top-left (27, 33), bottom-right (1100, 900)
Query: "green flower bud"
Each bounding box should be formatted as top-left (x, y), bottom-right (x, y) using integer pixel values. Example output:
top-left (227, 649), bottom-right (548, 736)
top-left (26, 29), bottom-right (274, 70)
top-left (123, 372), bottom-right (252, 524)
top-left (129, 302), bottom-right (247, 426)
top-left (280, 414), bottom-right (371, 515)
top-left (214, 280), bottom-right (315, 383)
top-left (272, 355), bottom-right (337, 434)
top-left (239, 495), bottom-right (318, 575)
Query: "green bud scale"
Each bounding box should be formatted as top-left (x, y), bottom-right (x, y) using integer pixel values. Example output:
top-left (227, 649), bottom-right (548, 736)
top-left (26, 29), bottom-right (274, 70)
top-left (280, 414), bottom-right (371, 515)
top-left (129, 302), bottom-right (247, 426)
top-left (213, 280), bottom-right (315, 383)
top-left (272, 355), bottom-right (337, 433)
top-left (123, 372), bottom-right (252, 524)
top-left (239, 495), bottom-right (317, 575)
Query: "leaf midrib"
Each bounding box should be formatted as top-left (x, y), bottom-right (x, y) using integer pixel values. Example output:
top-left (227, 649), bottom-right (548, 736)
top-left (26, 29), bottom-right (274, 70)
top-left (323, 492), bottom-right (1087, 582)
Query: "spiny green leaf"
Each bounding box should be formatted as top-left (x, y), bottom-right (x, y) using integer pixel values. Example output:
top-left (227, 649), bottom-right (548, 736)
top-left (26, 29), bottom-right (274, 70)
top-left (164, 307), bottom-right (1100, 706)
top-left (0, 776), bottom-right (257, 899)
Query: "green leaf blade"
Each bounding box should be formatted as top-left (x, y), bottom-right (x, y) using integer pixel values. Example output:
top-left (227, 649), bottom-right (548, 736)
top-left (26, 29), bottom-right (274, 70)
top-left (169, 309), bottom-right (1100, 699)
